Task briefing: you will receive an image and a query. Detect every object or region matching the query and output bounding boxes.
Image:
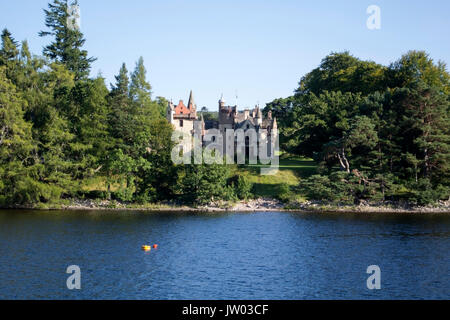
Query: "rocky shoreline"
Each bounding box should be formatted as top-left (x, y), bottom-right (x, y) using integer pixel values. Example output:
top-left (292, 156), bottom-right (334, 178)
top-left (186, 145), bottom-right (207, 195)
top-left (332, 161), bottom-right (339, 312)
top-left (9, 198), bottom-right (447, 213)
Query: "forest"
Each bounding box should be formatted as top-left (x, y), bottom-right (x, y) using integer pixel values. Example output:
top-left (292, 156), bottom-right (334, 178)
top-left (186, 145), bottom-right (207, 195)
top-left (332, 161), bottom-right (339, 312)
top-left (0, 0), bottom-right (449, 208)
top-left (264, 50), bottom-right (449, 205)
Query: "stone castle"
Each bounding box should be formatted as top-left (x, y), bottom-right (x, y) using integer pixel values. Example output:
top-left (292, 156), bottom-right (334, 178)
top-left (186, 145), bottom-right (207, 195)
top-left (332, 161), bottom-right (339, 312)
top-left (167, 91), bottom-right (278, 159)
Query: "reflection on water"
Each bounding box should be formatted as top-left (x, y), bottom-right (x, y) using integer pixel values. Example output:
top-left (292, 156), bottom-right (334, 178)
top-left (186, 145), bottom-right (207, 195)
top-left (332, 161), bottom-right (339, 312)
top-left (0, 210), bottom-right (449, 299)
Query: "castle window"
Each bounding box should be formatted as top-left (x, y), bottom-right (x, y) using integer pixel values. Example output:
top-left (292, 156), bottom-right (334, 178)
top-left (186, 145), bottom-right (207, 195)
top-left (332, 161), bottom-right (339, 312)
top-left (212, 136), bottom-right (216, 142)
top-left (180, 120), bottom-right (184, 127)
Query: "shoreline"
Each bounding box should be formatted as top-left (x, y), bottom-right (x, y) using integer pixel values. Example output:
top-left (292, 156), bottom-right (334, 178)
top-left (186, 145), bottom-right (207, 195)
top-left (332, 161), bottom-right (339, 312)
top-left (2, 198), bottom-right (450, 214)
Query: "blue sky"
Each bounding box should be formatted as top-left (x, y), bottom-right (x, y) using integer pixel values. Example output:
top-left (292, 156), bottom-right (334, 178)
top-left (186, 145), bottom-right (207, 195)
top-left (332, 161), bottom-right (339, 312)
top-left (1, 0), bottom-right (449, 110)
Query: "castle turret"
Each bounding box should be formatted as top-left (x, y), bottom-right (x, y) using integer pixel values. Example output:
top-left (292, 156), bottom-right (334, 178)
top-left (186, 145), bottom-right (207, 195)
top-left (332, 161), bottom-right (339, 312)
top-left (187, 90), bottom-right (197, 118)
top-left (219, 94), bottom-right (226, 109)
top-left (255, 106), bottom-right (263, 126)
top-left (167, 100), bottom-right (174, 124)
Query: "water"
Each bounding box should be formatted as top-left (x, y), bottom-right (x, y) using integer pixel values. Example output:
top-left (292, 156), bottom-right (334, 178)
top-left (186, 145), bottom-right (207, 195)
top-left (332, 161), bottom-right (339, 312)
top-left (0, 210), bottom-right (449, 300)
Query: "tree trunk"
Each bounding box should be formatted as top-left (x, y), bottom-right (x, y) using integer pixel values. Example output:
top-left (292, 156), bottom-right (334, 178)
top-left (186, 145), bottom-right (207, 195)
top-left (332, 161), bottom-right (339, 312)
top-left (337, 148), bottom-right (350, 173)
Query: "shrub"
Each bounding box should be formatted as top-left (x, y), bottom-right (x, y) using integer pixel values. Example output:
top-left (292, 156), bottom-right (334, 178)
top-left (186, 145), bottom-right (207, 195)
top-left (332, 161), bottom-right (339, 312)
top-left (407, 179), bottom-right (449, 205)
top-left (276, 183), bottom-right (293, 202)
top-left (235, 175), bottom-right (253, 200)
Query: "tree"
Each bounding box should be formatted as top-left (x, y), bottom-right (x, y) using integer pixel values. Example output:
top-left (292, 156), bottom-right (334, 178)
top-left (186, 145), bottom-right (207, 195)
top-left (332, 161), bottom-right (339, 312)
top-left (0, 29), bottom-right (19, 65)
top-left (39, 0), bottom-right (96, 80)
top-left (178, 157), bottom-right (233, 205)
top-left (388, 50), bottom-right (450, 94)
top-left (129, 57), bottom-right (153, 111)
top-left (69, 76), bottom-right (110, 177)
top-left (108, 63), bottom-right (132, 145)
top-left (0, 66), bottom-right (41, 205)
top-left (0, 29), bottom-right (20, 81)
top-left (135, 119), bottom-right (176, 202)
top-left (295, 51), bottom-right (386, 96)
top-left (398, 84), bottom-right (449, 184)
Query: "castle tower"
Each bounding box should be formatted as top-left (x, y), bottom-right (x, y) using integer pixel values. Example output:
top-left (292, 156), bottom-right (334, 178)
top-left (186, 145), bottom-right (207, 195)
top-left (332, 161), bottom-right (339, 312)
top-left (187, 90), bottom-right (197, 118)
top-left (219, 94), bottom-right (226, 109)
top-left (255, 106), bottom-right (263, 126)
top-left (167, 100), bottom-right (175, 124)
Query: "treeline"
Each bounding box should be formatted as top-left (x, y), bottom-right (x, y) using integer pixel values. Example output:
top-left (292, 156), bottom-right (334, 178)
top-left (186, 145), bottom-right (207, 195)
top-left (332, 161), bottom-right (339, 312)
top-left (2, 0), bottom-right (449, 207)
top-left (1, 0), bottom-right (250, 207)
top-left (265, 51), bottom-right (450, 204)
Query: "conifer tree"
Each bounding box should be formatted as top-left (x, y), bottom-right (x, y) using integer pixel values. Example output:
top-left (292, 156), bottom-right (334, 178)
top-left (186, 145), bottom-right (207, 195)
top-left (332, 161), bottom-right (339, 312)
top-left (0, 29), bottom-right (18, 64)
top-left (39, 0), bottom-right (96, 80)
top-left (129, 56), bottom-right (152, 108)
top-left (0, 66), bottom-right (38, 204)
top-left (0, 29), bottom-right (20, 81)
top-left (129, 57), bottom-right (161, 120)
top-left (108, 63), bottom-right (132, 144)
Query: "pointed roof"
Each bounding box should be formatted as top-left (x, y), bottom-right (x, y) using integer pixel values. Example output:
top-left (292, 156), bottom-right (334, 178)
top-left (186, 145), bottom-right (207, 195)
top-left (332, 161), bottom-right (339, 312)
top-left (187, 90), bottom-right (195, 110)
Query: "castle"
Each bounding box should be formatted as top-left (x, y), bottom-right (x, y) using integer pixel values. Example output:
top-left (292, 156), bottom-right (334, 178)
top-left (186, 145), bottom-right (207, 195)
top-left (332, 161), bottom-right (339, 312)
top-left (167, 91), bottom-right (278, 161)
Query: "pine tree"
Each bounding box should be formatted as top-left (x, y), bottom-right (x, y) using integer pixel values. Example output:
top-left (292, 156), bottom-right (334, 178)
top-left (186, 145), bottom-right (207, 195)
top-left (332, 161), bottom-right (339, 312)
top-left (39, 0), bottom-right (96, 80)
top-left (108, 63), bottom-right (132, 143)
top-left (62, 76), bottom-right (110, 179)
top-left (400, 84), bottom-right (450, 184)
top-left (0, 29), bottom-right (19, 64)
top-left (0, 29), bottom-right (20, 81)
top-left (129, 56), bottom-right (152, 108)
top-left (0, 66), bottom-right (39, 205)
top-left (129, 57), bottom-right (161, 120)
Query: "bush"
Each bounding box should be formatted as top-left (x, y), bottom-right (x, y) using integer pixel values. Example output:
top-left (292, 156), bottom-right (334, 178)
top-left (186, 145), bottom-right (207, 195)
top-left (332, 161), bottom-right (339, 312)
top-left (276, 183), bottom-right (293, 202)
top-left (407, 179), bottom-right (449, 205)
top-left (223, 185), bottom-right (238, 202)
top-left (299, 172), bottom-right (381, 203)
top-left (299, 175), bottom-right (336, 201)
top-left (178, 161), bottom-right (233, 205)
top-left (235, 175), bottom-right (253, 200)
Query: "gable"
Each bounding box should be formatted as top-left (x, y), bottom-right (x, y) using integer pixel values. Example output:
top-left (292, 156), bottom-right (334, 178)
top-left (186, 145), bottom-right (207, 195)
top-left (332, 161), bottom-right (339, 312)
top-left (174, 100), bottom-right (191, 115)
top-left (237, 119), bottom-right (256, 130)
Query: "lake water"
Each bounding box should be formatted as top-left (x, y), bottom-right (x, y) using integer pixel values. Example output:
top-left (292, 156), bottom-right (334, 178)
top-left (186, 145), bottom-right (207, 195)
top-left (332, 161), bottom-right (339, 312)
top-left (0, 210), bottom-right (449, 300)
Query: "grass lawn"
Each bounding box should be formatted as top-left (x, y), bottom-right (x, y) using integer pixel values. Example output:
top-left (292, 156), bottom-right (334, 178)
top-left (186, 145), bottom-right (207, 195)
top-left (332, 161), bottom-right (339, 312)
top-left (81, 154), bottom-right (318, 201)
top-left (236, 154), bottom-right (317, 198)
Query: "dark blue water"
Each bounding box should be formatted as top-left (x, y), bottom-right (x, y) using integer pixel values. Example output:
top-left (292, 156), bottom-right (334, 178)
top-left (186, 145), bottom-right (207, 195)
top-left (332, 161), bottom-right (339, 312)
top-left (0, 210), bottom-right (449, 299)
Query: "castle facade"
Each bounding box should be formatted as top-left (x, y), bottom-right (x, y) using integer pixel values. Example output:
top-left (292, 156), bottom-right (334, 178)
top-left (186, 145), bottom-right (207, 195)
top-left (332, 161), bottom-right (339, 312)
top-left (167, 91), bottom-right (278, 160)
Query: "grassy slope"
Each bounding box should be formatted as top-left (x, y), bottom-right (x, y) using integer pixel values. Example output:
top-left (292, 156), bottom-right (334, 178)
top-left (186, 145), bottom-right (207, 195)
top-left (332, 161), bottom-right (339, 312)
top-left (81, 155), bottom-right (318, 200)
top-left (236, 155), bottom-right (317, 198)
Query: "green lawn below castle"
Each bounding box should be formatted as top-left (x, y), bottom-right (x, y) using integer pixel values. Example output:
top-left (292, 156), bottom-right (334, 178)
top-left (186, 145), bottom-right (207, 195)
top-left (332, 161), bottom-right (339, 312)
top-left (236, 154), bottom-right (316, 200)
top-left (81, 154), bottom-right (317, 202)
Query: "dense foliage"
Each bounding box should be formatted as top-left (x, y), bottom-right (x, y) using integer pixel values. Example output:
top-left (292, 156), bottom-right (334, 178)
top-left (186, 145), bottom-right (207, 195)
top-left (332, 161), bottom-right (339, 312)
top-left (265, 51), bottom-right (450, 204)
top-left (1, 1), bottom-right (448, 207)
top-left (0, 0), bottom-right (248, 207)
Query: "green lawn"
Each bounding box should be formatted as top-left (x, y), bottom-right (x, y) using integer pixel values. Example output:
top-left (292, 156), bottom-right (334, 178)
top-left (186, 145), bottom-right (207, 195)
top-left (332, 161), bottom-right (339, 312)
top-left (236, 154), bottom-right (317, 198)
top-left (81, 154), bottom-right (318, 201)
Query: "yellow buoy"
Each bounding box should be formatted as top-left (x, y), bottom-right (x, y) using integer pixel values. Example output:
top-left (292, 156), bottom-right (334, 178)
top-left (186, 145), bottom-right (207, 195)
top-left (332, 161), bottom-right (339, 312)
top-left (141, 245), bottom-right (151, 252)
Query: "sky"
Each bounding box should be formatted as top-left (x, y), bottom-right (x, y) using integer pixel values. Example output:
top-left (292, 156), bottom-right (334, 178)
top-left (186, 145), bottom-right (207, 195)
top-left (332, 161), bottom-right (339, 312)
top-left (1, 0), bottom-right (449, 110)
